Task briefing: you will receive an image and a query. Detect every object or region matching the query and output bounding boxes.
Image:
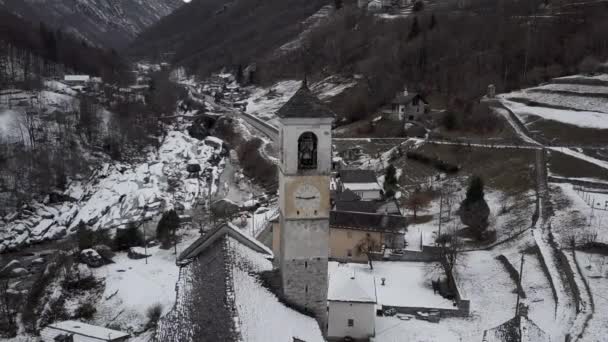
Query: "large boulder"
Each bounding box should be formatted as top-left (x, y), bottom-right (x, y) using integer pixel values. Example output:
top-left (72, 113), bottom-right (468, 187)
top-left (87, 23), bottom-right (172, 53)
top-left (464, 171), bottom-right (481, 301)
top-left (42, 225), bottom-right (67, 241)
top-left (210, 199), bottom-right (240, 220)
top-left (128, 247), bottom-right (151, 260)
top-left (187, 122), bottom-right (210, 140)
top-left (187, 163), bottom-right (202, 173)
top-left (1, 259), bottom-right (22, 275)
top-left (80, 249), bottom-right (104, 268)
top-left (10, 268), bottom-right (28, 277)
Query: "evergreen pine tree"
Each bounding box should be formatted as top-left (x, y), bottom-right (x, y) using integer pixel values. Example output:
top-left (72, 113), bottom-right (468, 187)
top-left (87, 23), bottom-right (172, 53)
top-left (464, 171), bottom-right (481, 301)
top-left (429, 13), bottom-right (437, 30)
top-left (157, 210), bottom-right (180, 249)
top-left (384, 164), bottom-right (398, 198)
top-left (465, 175), bottom-right (485, 203)
top-left (408, 17), bottom-right (421, 41)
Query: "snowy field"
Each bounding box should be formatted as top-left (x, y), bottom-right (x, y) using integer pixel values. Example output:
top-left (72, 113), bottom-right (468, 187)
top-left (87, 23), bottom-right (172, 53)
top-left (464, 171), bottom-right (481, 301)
top-left (244, 76), bottom-right (357, 126)
top-left (500, 98), bottom-right (608, 130)
top-left (309, 75), bottom-right (357, 101)
top-left (551, 183), bottom-right (608, 245)
top-left (93, 229), bottom-right (201, 332)
top-left (245, 80), bottom-right (301, 122)
top-left (532, 83), bottom-right (608, 95)
top-left (576, 251), bottom-right (608, 341)
top-left (504, 91), bottom-right (608, 114)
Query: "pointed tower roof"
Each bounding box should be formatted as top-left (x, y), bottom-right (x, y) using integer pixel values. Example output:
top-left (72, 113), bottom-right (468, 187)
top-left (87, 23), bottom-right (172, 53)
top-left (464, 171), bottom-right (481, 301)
top-left (276, 82), bottom-right (336, 119)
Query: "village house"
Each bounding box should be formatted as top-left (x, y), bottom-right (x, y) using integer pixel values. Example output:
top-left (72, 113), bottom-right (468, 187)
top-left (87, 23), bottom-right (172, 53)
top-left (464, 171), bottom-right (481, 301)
top-left (63, 75), bottom-right (91, 85)
top-left (40, 320), bottom-right (129, 342)
top-left (338, 169), bottom-right (383, 201)
top-left (329, 210), bottom-right (407, 262)
top-left (327, 265), bottom-right (377, 341)
top-left (332, 189), bottom-right (401, 216)
top-left (389, 88), bottom-right (429, 122)
top-left (271, 202), bottom-right (407, 263)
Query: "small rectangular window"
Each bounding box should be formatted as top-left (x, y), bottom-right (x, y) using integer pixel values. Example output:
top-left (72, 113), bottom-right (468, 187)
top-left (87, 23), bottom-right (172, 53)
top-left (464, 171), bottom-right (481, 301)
top-left (347, 249), bottom-right (352, 257)
top-left (347, 319), bottom-right (354, 327)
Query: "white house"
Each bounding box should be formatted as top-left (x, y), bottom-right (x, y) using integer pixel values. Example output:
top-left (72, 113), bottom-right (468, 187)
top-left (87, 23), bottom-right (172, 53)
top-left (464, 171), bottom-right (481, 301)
top-left (64, 75), bottom-right (91, 84)
top-left (327, 264), bottom-right (377, 340)
top-left (390, 89), bottom-right (428, 122)
top-left (40, 320), bottom-right (129, 342)
top-left (367, 0), bottom-right (383, 12)
top-left (339, 169), bottom-right (383, 201)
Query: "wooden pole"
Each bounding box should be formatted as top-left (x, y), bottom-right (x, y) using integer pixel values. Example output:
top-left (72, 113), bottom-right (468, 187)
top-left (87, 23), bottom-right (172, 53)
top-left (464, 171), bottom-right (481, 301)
top-left (515, 253), bottom-right (525, 317)
top-left (438, 191), bottom-right (444, 237)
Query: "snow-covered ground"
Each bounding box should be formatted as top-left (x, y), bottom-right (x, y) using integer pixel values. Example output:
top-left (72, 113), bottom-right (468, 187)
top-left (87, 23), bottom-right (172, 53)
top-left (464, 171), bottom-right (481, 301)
top-left (497, 72), bottom-right (608, 135)
top-left (499, 98), bottom-right (608, 130)
top-left (245, 80), bottom-right (301, 123)
top-left (551, 183), bottom-right (608, 245)
top-left (243, 76), bottom-right (358, 126)
top-left (576, 251), bottom-right (608, 341)
top-left (93, 229), bottom-right (201, 332)
top-left (309, 75), bottom-right (357, 101)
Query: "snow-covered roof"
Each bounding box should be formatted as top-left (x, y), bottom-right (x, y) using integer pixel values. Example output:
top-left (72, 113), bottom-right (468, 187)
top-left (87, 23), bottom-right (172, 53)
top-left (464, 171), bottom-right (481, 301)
top-left (178, 222), bottom-right (272, 264)
top-left (343, 182), bottom-right (382, 191)
top-left (45, 320), bottom-right (129, 340)
top-left (276, 83), bottom-right (336, 119)
top-left (158, 234), bottom-right (324, 342)
top-left (64, 75), bottom-right (90, 82)
top-left (483, 315), bottom-right (550, 342)
top-left (328, 264), bottom-right (377, 303)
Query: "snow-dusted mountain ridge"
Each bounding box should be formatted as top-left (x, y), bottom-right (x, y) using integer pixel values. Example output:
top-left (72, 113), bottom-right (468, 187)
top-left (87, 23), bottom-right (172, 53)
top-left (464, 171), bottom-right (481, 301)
top-left (0, 0), bottom-right (183, 49)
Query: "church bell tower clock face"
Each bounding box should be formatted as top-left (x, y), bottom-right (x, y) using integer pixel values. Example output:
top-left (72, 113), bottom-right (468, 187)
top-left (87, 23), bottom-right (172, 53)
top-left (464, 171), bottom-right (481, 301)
top-left (294, 183), bottom-right (321, 216)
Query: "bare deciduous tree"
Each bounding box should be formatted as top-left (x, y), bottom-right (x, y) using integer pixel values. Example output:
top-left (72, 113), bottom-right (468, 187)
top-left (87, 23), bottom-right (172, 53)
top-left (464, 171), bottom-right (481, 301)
top-left (355, 234), bottom-right (381, 270)
top-left (402, 188), bottom-right (432, 220)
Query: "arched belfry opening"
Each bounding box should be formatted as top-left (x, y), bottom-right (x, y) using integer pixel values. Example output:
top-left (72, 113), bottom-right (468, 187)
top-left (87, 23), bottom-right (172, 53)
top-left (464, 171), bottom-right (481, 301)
top-left (298, 132), bottom-right (317, 170)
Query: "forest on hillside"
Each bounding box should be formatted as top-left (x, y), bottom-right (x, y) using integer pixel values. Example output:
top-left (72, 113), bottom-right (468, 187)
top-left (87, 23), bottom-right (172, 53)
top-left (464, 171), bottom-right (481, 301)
top-left (130, 0), bottom-right (329, 76)
top-left (0, 9), bottom-right (128, 88)
top-left (260, 0), bottom-right (608, 120)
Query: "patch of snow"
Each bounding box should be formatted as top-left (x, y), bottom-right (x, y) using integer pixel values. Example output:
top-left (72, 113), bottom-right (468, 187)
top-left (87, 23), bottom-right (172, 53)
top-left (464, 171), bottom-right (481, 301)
top-left (499, 98), bottom-right (608, 129)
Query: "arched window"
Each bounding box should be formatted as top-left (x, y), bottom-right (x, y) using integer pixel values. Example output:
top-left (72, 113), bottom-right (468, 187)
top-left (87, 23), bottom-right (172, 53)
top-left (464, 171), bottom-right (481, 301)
top-left (298, 132), bottom-right (317, 170)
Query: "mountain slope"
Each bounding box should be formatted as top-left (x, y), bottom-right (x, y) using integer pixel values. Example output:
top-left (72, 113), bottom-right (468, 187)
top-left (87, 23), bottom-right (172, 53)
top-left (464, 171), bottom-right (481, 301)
top-left (130, 0), bottom-right (330, 76)
top-left (0, 0), bottom-right (183, 49)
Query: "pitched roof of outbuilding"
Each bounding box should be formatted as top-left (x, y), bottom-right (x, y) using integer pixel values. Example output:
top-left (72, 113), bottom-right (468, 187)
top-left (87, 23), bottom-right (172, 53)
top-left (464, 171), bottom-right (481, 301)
top-left (482, 316), bottom-right (550, 342)
top-left (328, 265), bottom-right (377, 303)
top-left (391, 93), bottom-right (427, 105)
top-left (276, 83), bottom-right (336, 119)
top-left (335, 189), bottom-right (362, 202)
top-left (334, 200), bottom-right (378, 213)
top-left (46, 321), bottom-right (129, 341)
top-left (339, 169), bottom-right (377, 184)
top-left (178, 222), bottom-right (272, 264)
top-left (330, 211), bottom-right (407, 233)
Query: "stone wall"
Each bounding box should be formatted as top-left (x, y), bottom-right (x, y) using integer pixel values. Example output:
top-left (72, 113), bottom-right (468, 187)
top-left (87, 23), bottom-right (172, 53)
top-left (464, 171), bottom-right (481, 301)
top-left (380, 245), bottom-right (442, 262)
top-left (282, 258), bottom-right (329, 331)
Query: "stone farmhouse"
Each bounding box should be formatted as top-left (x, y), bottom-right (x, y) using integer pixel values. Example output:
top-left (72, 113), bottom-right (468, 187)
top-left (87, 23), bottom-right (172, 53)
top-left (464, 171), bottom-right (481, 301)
top-left (389, 88), bottom-right (429, 122)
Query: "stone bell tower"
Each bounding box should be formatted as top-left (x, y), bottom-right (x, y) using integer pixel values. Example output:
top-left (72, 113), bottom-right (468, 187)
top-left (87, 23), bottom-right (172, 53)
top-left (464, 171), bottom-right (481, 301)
top-left (276, 82), bottom-right (335, 331)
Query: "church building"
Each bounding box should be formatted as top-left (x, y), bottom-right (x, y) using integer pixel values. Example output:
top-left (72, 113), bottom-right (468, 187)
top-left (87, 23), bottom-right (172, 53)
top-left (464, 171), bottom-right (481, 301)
top-left (275, 82), bottom-right (336, 330)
